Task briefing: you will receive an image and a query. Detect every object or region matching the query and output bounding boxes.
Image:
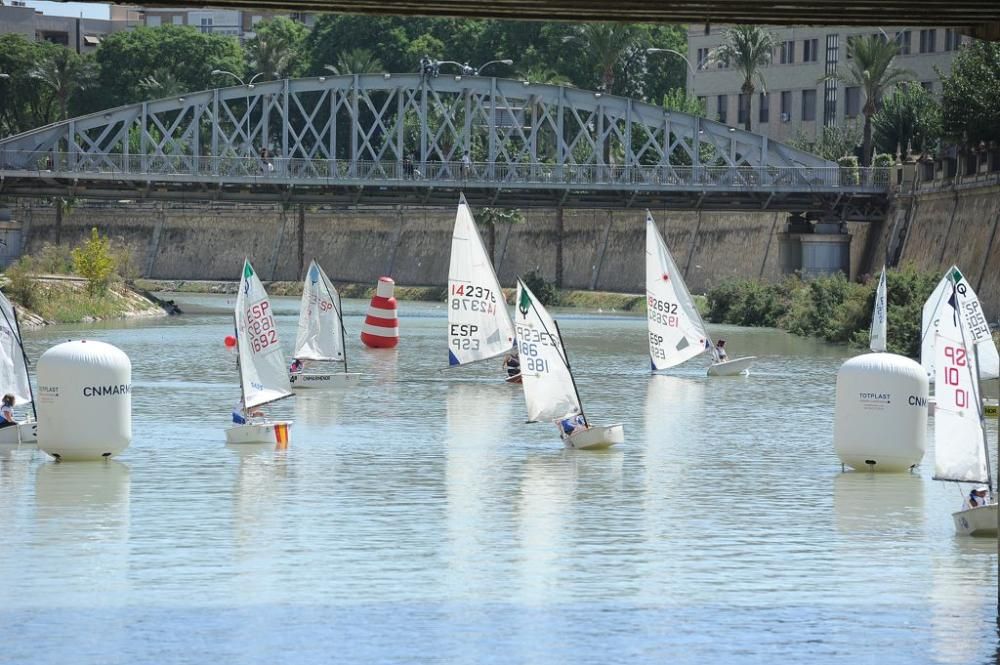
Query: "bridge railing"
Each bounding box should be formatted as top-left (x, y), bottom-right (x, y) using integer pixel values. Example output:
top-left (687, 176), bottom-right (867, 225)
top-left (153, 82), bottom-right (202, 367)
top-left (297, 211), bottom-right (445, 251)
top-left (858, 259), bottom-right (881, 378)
top-left (0, 151), bottom-right (892, 192)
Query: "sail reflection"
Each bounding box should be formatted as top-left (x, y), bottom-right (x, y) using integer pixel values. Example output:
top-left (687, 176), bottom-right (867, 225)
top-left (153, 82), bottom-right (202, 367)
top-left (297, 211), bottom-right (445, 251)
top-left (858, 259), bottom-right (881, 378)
top-left (832, 472), bottom-right (925, 535)
top-left (930, 538), bottom-right (996, 664)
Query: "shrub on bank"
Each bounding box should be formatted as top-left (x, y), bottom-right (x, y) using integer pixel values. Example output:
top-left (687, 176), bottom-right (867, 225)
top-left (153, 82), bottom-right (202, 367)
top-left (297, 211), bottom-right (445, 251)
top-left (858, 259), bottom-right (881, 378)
top-left (705, 265), bottom-right (941, 357)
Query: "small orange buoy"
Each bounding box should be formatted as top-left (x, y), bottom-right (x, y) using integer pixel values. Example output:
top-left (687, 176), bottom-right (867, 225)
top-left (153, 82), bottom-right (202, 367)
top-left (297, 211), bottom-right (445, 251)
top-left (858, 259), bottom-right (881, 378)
top-left (361, 277), bottom-right (399, 348)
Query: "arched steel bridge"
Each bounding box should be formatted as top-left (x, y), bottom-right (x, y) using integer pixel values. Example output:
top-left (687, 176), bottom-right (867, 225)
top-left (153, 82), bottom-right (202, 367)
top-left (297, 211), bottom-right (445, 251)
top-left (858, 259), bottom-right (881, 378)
top-left (0, 73), bottom-right (889, 217)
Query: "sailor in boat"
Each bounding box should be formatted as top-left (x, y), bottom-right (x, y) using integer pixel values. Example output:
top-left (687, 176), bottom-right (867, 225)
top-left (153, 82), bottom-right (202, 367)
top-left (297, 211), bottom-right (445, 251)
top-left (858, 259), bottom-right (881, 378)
top-left (232, 400), bottom-right (264, 425)
top-left (289, 358), bottom-right (304, 375)
top-left (0, 393), bottom-right (18, 429)
top-left (503, 347), bottom-right (521, 379)
top-left (965, 486), bottom-right (992, 510)
top-left (713, 339), bottom-right (729, 363)
top-left (559, 414), bottom-right (589, 439)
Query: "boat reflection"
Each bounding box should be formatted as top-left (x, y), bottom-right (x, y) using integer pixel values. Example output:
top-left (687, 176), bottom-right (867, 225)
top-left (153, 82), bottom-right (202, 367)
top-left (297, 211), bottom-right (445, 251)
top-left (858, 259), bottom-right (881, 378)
top-left (930, 536), bottom-right (996, 663)
top-left (832, 471), bottom-right (925, 535)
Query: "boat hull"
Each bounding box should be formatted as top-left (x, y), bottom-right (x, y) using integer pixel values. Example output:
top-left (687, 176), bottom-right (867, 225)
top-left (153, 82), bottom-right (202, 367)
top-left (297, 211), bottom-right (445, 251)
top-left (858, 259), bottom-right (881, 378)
top-left (0, 421), bottom-right (36, 445)
top-left (505, 373), bottom-right (522, 384)
top-left (225, 420), bottom-right (293, 445)
top-left (563, 423), bottom-right (624, 450)
top-left (289, 372), bottom-right (361, 389)
top-left (708, 356), bottom-right (756, 376)
top-left (952, 504), bottom-right (998, 537)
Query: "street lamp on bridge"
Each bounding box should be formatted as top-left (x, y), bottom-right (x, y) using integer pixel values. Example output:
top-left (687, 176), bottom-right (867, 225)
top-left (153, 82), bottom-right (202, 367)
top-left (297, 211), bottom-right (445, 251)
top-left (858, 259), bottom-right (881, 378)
top-left (211, 70), bottom-right (267, 157)
top-left (434, 58), bottom-right (513, 76)
top-left (645, 48), bottom-right (697, 77)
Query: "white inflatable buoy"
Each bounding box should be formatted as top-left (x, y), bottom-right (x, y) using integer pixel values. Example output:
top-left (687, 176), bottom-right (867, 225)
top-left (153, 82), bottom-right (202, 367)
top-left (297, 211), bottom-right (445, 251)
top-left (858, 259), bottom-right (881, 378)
top-left (833, 353), bottom-right (928, 472)
top-left (36, 340), bottom-right (132, 461)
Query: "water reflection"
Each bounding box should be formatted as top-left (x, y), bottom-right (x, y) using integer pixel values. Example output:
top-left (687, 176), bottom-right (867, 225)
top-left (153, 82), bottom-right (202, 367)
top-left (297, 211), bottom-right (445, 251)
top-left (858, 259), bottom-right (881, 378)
top-left (930, 537), bottom-right (997, 664)
top-left (833, 471), bottom-right (926, 536)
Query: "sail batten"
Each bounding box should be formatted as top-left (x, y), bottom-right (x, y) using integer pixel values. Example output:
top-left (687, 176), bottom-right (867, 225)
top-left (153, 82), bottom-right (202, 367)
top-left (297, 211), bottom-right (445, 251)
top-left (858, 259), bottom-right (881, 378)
top-left (515, 279), bottom-right (581, 423)
top-left (447, 194), bottom-right (516, 365)
top-left (235, 259), bottom-right (293, 409)
top-left (645, 212), bottom-right (710, 370)
top-left (294, 259), bottom-right (346, 363)
top-left (869, 266), bottom-right (887, 353)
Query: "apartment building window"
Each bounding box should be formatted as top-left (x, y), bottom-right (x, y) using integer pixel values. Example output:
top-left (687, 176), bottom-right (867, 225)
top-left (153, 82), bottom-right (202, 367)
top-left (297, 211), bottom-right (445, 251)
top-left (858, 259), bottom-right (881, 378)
top-left (696, 47), bottom-right (710, 70)
top-left (172, 16), bottom-right (183, 25)
top-left (147, 15), bottom-right (161, 26)
top-left (200, 17), bottom-right (213, 33)
top-left (921, 81), bottom-right (934, 92)
top-left (895, 30), bottom-right (911, 55)
top-left (845, 86), bottom-right (860, 118)
top-left (759, 92), bottom-right (769, 124)
top-left (717, 95), bottom-right (728, 124)
top-left (738, 93), bottom-right (749, 125)
top-left (803, 39), bottom-right (819, 63)
top-left (824, 34), bottom-right (839, 126)
top-left (780, 91), bottom-right (792, 122)
top-left (718, 54), bottom-right (730, 70)
top-left (779, 40), bottom-right (795, 64)
top-left (944, 29), bottom-right (961, 51)
top-left (919, 29), bottom-right (936, 53)
top-left (802, 89), bottom-right (816, 122)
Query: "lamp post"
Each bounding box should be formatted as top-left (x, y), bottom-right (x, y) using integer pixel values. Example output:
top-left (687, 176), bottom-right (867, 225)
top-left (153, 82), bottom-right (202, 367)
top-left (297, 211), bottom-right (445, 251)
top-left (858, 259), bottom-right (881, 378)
top-left (645, 48), bottom-right (697, 78)
top-left (0, 73), bottom-right (9, 79)
top-left (474, 59), bottom-right (513, 75)
top-left (211, 70), bottom-right (266, 157)
top-left (434, 59), bottom-right (514, 76)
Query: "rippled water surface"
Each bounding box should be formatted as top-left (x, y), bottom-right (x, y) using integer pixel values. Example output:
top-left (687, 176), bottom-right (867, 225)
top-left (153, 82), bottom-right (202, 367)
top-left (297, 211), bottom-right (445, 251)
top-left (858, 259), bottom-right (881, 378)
top-left (1, 295), bottom-right (998, 664)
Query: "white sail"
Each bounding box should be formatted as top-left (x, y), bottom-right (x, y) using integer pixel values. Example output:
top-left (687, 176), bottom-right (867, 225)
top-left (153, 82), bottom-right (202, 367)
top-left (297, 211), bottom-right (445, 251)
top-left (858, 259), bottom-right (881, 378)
top-left (0, 289), bottom-right (31, 405)
top-left (869, 266), bottom-right (888, 353)
top-left (514, 279), bottom-right (582, 423)
top-left (235, 259), bottom-right (292, 409)
top-left (933, 331), bottom-right (989, 484)
top-left (921, 266), bottom-right (999, 380)
top-left (294, 259), bottom-right (345, 363)
top-left (645, 212), bottom-right (710, 370)
top-left (447, 194), bottom-right (516, 366)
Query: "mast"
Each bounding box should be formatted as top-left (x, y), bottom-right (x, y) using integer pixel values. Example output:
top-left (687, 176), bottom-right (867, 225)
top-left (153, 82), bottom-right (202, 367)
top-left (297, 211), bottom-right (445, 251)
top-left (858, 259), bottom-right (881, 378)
top-left (234, 312), bottom-right (246, 414)
top-left (330, 279), bottom-right (348, 373)
top-left (9, 305), bottom-right (35, 420)
top-left (951, 273), bottom-right (991, 492)
top-left (552, 320), bottom-right (588, 427)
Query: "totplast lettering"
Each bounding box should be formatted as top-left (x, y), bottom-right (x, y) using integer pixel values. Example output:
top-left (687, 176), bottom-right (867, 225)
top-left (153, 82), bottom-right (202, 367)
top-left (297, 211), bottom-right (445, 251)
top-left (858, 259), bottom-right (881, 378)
top-left (82, 384), bottom-right (132, 397)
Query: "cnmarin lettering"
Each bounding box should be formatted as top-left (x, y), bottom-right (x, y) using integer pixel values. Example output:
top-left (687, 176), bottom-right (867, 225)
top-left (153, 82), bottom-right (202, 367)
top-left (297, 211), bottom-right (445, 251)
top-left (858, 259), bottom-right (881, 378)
top-left (83, 384), bottom-right (132, 397)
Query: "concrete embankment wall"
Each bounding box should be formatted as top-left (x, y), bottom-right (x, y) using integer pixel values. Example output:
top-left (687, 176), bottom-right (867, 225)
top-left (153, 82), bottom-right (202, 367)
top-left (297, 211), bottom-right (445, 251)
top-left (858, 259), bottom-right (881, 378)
top-left (12, 201), bottom-right (876, 295)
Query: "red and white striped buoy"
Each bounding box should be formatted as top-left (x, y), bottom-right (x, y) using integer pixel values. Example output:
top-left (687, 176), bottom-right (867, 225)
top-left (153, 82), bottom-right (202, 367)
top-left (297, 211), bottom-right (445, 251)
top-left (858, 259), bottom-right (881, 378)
top-left (360, 276), bottom-right (399, 348)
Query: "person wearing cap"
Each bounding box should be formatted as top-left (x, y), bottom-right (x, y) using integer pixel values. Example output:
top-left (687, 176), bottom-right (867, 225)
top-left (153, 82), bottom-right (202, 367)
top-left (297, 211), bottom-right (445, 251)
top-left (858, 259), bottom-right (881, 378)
top-left (966, 486), bottom-right (991, 510)
top-left (713, 339), bottom-right (729, 363)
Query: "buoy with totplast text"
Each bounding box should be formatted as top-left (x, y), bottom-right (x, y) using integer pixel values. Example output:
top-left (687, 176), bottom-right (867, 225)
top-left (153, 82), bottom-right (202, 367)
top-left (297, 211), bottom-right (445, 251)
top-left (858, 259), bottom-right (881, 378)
top-left (361, 276), bottom-right (399, 348)
top-left (36, 340), bottom-right (132, 461)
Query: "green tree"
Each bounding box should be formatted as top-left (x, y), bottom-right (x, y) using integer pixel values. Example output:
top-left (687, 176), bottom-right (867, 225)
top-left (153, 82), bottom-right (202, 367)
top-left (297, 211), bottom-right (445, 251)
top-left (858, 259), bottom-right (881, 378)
top-left (71, 227), bottom-right (117, 295)
top-left (138, 67), bottom-right (188, 99)
top-left (0, 34), bottom-right (62, 134)
top-left (30, 47), bottom-right (93, 121)
top-left (822, 35), bottom-right (913, 166)
top-left (94, 25), bottom-right (245, 107)
top-left (562, 23), bottom-right (642, 94)
top-left (939, 40), bottom-right (1000, 146)
top-left (710, 25), bottom-right (775, 132)
top-left (245, 16), bottom-right (308, 80)
top-left (476, 207), bottom-right (524, 263)
top-left (661, 88), bottom-right (706, 116)
top-left (324, 48), bottom-right (385, 75)
top-left (873, 83), bottom-right (942, 157)
top-left (788, 120), bottom-right (862, 160)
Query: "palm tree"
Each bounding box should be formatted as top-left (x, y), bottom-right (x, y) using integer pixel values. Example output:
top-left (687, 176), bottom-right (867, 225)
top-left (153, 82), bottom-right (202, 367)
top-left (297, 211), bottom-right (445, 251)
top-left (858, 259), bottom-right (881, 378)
top-left (823, 34), bottom-right (913, 166)
top-left (31, 48), bottom-right (93, 122)
top-left (139, 68), bottom-right (187, 99)
top-left (562, 23), bottom-right (641, 94)
top-left (246, 16), bottom-right (308, 80)
top-left (710, 25), bottom-right (775, 132)
top-left (324, 49), bottom-right (384, 76)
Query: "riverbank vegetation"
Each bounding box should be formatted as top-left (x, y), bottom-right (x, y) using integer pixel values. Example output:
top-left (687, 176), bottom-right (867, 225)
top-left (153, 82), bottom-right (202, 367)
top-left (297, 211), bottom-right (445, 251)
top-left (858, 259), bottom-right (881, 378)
top-left (705, 265), bottom-right (938, 357)
top-left (3, 229), bottom-right (165, 324)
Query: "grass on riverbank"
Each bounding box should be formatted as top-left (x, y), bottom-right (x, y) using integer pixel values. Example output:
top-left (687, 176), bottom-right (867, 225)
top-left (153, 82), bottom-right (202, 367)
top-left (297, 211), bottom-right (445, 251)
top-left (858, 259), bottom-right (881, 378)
top-left (705, 264), bottom-right (939, 357)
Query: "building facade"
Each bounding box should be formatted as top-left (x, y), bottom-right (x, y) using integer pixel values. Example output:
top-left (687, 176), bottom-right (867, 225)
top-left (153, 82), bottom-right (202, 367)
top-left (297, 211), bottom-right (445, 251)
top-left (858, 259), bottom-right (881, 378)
top-left (687, 25), bottom-right (965, 146)
top-left (139, 7), bottom-right (314, 41)
top-left (0, 3), bottom-right (140, 52)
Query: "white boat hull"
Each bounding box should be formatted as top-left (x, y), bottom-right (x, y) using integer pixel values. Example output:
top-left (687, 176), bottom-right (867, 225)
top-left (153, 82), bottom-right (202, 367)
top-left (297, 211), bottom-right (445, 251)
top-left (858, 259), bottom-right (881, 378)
top-left (225, 420), bottom-right (293, 445)
top-left (952, 504), bottom-right (998, 537)
top-left (707, 356), bottom-right (756, 376)
top-left (0, 421), bottom-right (36, 445)
top-left (289, 372), bottom-right (361, 389)
top-left (563, 423), bottom-right (624, 450)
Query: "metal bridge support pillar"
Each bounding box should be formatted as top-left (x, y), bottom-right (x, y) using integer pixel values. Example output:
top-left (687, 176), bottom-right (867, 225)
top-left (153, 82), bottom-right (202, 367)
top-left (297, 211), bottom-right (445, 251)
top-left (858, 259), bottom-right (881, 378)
top-left (778, 213), bottom-right (851, 279)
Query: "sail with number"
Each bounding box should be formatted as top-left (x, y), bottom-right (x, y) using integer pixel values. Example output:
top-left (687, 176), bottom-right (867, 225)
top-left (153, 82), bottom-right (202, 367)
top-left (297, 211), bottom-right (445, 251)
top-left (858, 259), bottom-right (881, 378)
top-left (235, 258), bottom-right (293, 408)
top-left (448, 194), bottom-right (516, 366)
top-left (645, 212), bottom-right (710, 370)
top-left (933, 330), bottom-right (989, 484)
top-left (0, 289), bottom-right (31, 405)
top-left (869, 266), bottom-right (888, 353)
top-left (921, 266), bottom-right (999, 381)
top-left (514, 279), bottom-right (582, 423)
top-left (294, 259), bottom-right (346, 365)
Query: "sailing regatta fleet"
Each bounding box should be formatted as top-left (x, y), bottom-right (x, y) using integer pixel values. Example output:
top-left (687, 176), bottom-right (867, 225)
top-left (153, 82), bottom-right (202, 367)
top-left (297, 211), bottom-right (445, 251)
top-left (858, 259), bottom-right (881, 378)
top-left (1, 195), bottom-right (997, 534)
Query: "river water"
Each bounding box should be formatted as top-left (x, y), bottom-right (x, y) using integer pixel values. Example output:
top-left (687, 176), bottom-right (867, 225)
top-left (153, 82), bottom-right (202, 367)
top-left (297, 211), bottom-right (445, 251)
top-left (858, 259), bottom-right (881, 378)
top-left (0, 294), bottom-right (997, 664)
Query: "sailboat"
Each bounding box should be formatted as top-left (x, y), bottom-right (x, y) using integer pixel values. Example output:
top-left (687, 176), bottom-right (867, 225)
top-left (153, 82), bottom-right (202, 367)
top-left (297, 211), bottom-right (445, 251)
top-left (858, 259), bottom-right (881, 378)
top-left (226, 258), bottom-right (294, 445)
top-left (921, 265), bottom-right (999, 381)
top-left (0, 287), bottom-right (36, 445)
top-left (869, 266), bottom-right (887, 353)
top-left (514, 278), bottom-right (623, 449)
top-left (645, 212), bottom-right (755, 376)
top-left (447, 193), bottom-right (518, 380)
top-left (932, 278), bottom-right (996, 536)
top-left (289, 259), bottom-right (359, 388)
